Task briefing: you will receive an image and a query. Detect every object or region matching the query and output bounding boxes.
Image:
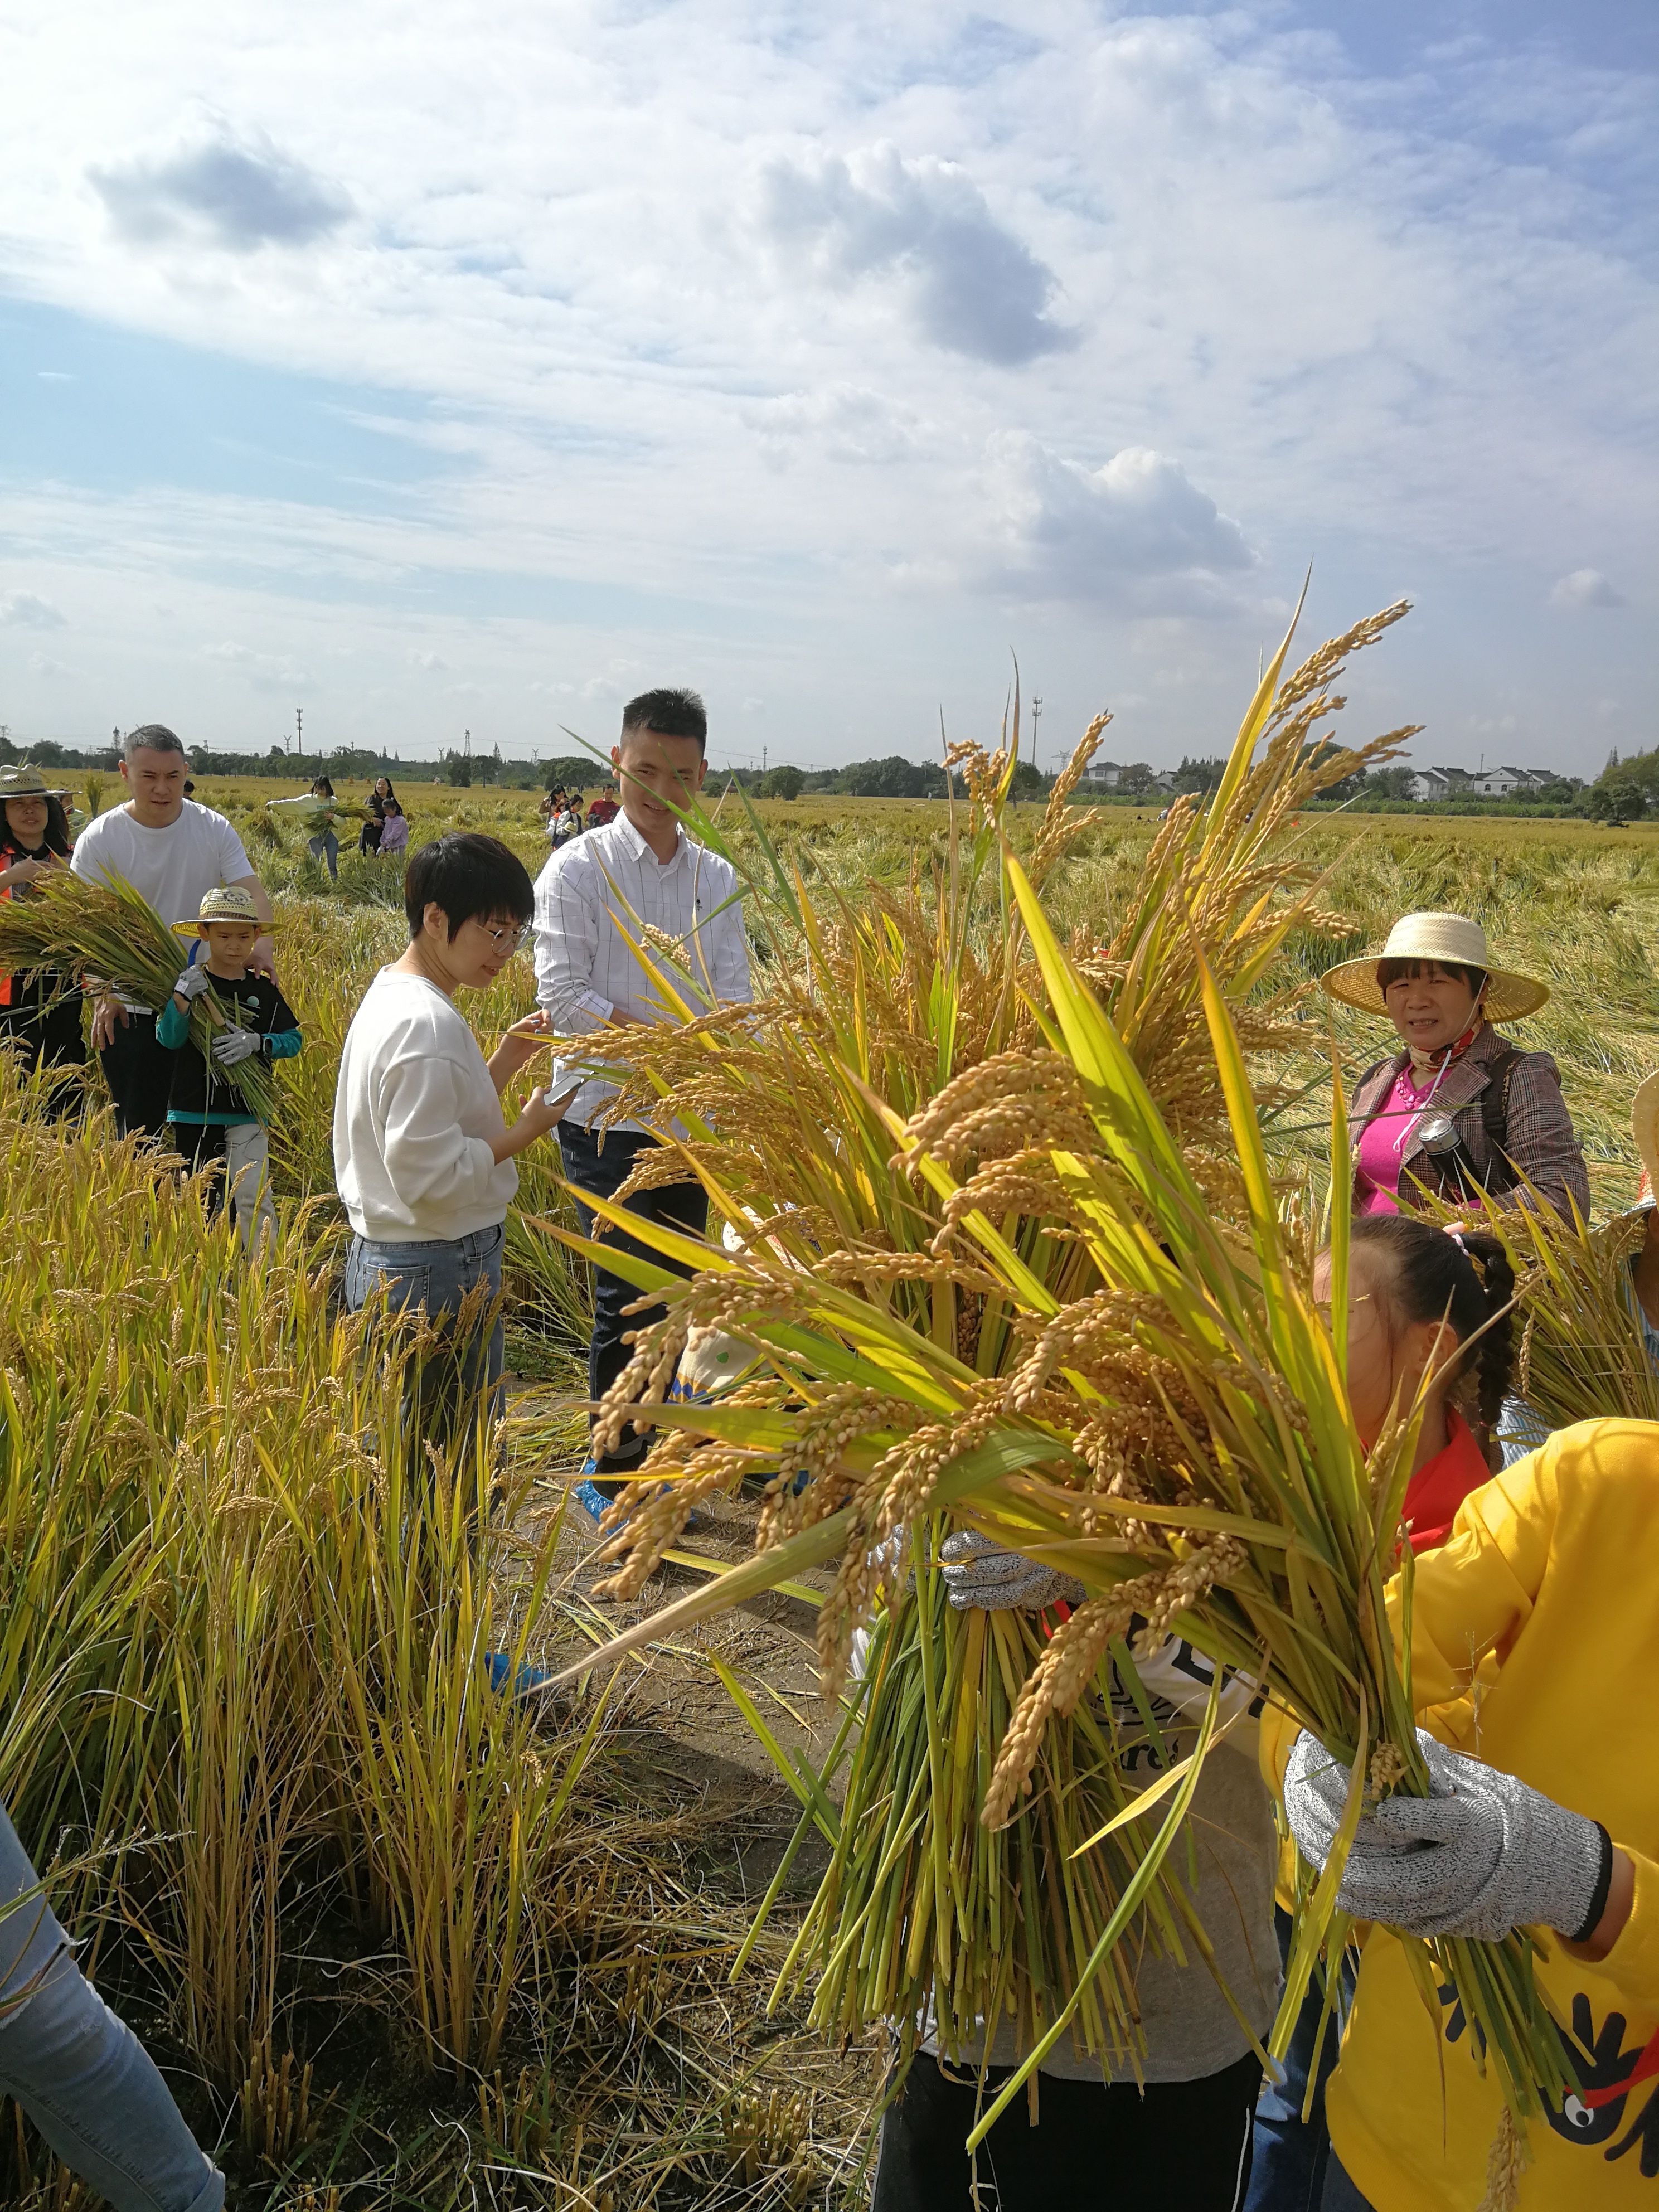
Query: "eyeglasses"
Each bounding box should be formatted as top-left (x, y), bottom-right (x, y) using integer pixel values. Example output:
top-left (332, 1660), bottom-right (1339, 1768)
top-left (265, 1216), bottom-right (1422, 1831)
top-left (480, 921), bottom-right (531, 954)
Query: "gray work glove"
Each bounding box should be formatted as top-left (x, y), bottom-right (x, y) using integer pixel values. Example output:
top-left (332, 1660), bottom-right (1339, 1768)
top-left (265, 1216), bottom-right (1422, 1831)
top-left (210, 1026), bottom-right (264, 1067)
top-left (939, 1527), bottom-right (1086, 1613)
top-left (1284, 1726), bottom-right (1609, 1943)
top-left (173, 963), bottom-right (214, 1003)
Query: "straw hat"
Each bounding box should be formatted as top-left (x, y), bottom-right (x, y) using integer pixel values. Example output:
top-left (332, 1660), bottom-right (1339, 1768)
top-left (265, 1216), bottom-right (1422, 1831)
top-left (0, 763), bottom-right (76, 802)
top-left (171, 885), bottom-right (268, 936)
top-left (1629, 1073), bottom-right (1659, 1214)
top-left (1320, 910), bottom-right (1548, 1024)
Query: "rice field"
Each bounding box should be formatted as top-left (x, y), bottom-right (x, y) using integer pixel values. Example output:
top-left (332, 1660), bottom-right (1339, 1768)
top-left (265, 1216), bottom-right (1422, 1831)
top-left (6, 755), bottom-right (1659, 2208)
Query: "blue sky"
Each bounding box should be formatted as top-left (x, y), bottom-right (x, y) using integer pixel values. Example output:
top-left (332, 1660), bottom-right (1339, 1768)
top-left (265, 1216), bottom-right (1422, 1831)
top-left (0, 0), bottom-right (1652, 774)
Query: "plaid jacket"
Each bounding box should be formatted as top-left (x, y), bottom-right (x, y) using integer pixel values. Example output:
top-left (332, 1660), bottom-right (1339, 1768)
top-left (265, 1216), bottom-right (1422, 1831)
top-left (1348, 1023), bottom-right (1590, 1220)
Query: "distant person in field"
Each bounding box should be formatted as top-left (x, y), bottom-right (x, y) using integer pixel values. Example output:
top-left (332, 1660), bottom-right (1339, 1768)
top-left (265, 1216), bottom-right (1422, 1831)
top-left (377, 797), bottom-right (408, 857)
top-left (159, 886), bottom-right (301, 1249)
top-left (1322, 910), bottom-right (1589, 1220)
top-left (0, 763), bottom-right (86, 1095)
top-left (532, 686), bottom-right (751, 1527)
top-left (360, 776), bottom-right (396, 856)
top-left (72, 726), bottom-right (274, 1146)
top-left (305, 775), bottom-right (342, 881)
top-left (584, 781), bottom-right (620, 828)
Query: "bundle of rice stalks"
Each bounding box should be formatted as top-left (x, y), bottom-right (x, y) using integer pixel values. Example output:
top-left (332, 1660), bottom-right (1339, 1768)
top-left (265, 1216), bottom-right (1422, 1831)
top-left (0, 868), bottom-right (274, 1118)
top-left (1491, 1199), bottom-right (1659, 1426)
top-left (541, 610), bottom-right (1574, 2150)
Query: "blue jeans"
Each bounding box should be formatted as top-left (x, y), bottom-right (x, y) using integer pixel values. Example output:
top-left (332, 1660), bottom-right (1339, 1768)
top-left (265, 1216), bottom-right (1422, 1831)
top-left (307, 830), bottom-right (339, 880)
top-left (345, 1221), bottom-right (506, 1449)
top-left (0, 1798), bottom-right (222, 2211)
top-left (1246, 1908), bottom-right (1352, 2212)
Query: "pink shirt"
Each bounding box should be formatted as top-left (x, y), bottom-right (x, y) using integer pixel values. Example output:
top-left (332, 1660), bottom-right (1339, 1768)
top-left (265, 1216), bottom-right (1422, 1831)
top-left (1355, 1063), bottom-right (1438, 1214)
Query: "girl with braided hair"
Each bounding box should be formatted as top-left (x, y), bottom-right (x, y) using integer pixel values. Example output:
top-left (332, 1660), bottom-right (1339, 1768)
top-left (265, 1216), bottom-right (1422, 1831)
top-left (1249, 1211), bottom-right (1519, 2210)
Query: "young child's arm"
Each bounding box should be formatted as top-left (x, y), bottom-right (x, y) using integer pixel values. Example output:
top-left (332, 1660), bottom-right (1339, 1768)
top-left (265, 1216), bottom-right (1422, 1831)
top-left (157, 962), bottom-right (212, 1047)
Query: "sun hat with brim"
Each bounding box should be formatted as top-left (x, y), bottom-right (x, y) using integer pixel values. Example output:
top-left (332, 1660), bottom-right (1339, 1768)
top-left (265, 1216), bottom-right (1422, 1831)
top-left (1319, 910), bottom-right (1549, 1024)
top-left (1626, 1071), bottom-right (1659, 1215)
top-left (171, 885), bottom-right (268, 936)
top-left (0, 763), bottom-right (76, 802)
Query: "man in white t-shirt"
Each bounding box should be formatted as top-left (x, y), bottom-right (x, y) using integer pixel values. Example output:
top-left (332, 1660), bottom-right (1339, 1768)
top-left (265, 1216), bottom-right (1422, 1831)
top-left (71, 725), bottom-right (274, 1144)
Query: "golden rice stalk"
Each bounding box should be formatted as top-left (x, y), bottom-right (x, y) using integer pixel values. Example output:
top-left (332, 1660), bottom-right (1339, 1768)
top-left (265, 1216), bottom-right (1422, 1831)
top-left (542, 618), bottom-right (1572, 2147)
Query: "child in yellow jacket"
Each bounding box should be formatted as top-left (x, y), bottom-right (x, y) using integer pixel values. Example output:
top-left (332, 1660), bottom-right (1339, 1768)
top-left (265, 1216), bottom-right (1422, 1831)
top-left (1280, 1418), bottom-right (1659, 2210)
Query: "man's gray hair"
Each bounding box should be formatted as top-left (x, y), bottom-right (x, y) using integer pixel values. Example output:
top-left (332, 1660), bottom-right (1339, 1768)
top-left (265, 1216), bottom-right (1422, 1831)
top-left (123, 724), bottom-right (188, 764)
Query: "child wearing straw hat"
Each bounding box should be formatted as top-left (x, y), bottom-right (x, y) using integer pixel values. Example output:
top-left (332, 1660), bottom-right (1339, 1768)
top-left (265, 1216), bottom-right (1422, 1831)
top-left (0, 763), bottom-right (85, 1093)
top-left (1321, 910), bottom-right (1589, 1221)
top-left (156, 887), bottom-right (300, 1247)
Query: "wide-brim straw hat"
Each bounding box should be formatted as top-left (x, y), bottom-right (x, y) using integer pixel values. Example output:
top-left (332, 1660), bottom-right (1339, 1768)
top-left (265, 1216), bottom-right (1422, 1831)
top-left (0, 763), bottom-right (76, 802)
top-left (171, 885), bottom-right (269, 935)
top-left (1320, 910), bottom-right (1549, 1024)
top-left (1628, 1072), bottom-right (1659, 1214)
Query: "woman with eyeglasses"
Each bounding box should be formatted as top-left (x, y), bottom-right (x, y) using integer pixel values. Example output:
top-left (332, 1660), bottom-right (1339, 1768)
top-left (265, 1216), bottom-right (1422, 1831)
top-left (1321, 911), bottom-right (1589, 1221)
top-left (333, 834), bottom-right (577, 1433)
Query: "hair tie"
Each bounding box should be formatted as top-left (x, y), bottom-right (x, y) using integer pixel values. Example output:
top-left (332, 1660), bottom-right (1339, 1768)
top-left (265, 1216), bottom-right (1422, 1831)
top-left (1441, 1223), bottom-right (1487, 1284)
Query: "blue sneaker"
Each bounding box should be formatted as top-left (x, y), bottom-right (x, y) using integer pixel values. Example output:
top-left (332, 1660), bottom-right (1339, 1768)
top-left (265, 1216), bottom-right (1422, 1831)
top-left (570, 1476), bottom-right (623, 1529)
top-left (483, 1651), bottom-right (552, 1697)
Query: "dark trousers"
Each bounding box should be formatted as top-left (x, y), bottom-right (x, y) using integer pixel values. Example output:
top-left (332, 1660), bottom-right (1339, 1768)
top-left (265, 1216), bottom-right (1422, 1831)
top-left (557, 1121), bottom-right (707, 1468)
top-left (2, 986), bottom-right (86, 1119)
top-left (99, 1014), bottom-right (177, 1148)
top-left (1245, 1908), bottom-right (1352, 2212)
top-left (871, 2049), bottom-right (1262, 2211)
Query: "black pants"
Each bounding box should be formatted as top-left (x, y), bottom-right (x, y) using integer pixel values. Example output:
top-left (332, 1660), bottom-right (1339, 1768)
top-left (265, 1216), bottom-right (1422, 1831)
top-left (98, 1014), bottom-right (177, 1148)
top-left (871, 2050), bottom-right (1262, 2212)
top-left (557, 1120), bottom-right (708, 1469)
top-left (2, 986), bottom-right (86, 1118)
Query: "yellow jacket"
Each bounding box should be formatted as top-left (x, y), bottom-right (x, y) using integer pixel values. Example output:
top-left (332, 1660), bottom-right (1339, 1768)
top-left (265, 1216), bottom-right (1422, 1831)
top-left (1322, 1420), bottom-right (1659, 2209)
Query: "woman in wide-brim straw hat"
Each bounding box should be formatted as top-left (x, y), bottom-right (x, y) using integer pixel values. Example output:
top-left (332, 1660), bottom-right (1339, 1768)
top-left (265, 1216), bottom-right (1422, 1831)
top-left (1321, 909), bottom-right (1589, 1220)
top-left (0, 763), bottom-right (85, 1096)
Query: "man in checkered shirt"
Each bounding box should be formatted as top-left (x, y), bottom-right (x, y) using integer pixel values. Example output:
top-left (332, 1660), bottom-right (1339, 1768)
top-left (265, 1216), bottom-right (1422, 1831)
top-left (532, 687), bottom-right (752, 1522)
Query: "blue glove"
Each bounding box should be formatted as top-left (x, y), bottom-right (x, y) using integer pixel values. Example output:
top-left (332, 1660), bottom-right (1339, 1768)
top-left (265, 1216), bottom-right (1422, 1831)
top-left (210, 1027), bottom-right (263, 1068)
top-left (939, 1528), bottom-right (1085, 1613)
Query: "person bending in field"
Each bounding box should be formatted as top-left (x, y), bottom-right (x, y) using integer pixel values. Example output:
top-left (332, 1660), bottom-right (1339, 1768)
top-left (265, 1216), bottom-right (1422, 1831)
top-left (158, 887), bottom-right (300, 1250)
top-left (72, 725), bottom-right (274, 1147)
top-left (333, 833), bottom-right (575, 1444)
top-left (531, 687), bottom-right (751, 1529)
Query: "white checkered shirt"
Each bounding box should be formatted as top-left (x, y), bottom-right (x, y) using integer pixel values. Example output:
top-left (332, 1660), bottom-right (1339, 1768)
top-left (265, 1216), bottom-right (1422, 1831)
top-left (532, 812), bottom-right (752, 1133)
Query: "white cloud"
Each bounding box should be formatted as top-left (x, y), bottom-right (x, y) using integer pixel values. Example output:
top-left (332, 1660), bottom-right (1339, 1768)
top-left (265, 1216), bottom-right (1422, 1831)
top-left (409, 650), bottom-right (450, 671)
top-left (757, 143), bottom-right (1073, 366)
top-left (745, 385), bottom-right (922, 466)
top-left (1, 591), bottom-right (67, 629)
top-left (1550, 567), bottom-right (1624, 609)
top-left (90, 128), bottom-right (351, 250)
top-left (979, 435), bottom-right (1254, 609)
top-left (0, 2), bottom-right (1647, 765)
top-left (199, 638), bottom-right (314, 691)
top-left (27, 652), bottom-right (72, 678)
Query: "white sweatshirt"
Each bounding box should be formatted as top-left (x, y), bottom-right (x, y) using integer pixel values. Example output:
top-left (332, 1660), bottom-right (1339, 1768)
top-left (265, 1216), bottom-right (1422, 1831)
top-left (333, 969), bottom-right (518, 1243)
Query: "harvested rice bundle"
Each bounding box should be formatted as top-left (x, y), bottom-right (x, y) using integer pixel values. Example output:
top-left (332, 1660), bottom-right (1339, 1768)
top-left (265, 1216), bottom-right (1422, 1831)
top-left (545, 617), bottom-right (1576, 2154)
top-left (0, 867), bottom-right (275, 1119)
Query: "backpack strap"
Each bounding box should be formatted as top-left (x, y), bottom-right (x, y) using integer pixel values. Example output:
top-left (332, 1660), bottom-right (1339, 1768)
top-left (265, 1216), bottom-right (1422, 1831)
top-left (1478, 1047), bottom-right (1525, 1194)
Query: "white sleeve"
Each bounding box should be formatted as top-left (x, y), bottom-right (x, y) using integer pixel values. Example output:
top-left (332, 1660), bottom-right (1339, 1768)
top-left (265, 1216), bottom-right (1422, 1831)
top-left (376, 1054), bottom-right (501, 1214)
top-left (533, 858), bottom-right (611, 1030)
top-left (69, 825), bottom-right (104, 883)
top-left (713, 887), bottom-right (753, 1008)
top-left (215, 814), bottom-right (255, 883)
